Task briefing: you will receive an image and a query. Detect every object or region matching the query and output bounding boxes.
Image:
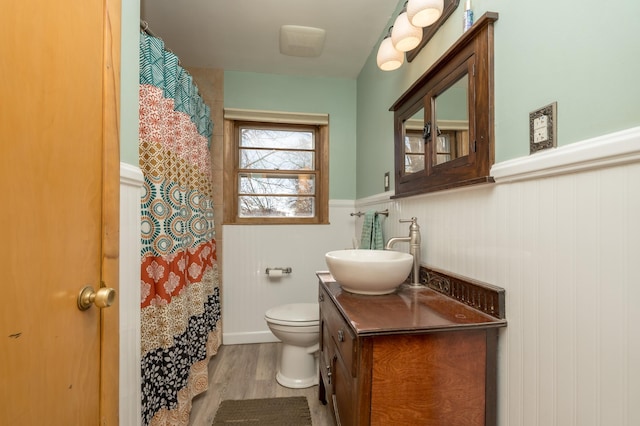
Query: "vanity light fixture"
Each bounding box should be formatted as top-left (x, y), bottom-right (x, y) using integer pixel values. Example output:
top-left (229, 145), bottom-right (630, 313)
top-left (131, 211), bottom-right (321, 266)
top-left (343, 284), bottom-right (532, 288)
top-left (407, 0), bottom-right (444, 27)
top-left (391, 3), bottom-right (423, 52)
top-left (377, 0), bottom-right (454, 71)
top-left (376, 27), bottom-right (404, 71)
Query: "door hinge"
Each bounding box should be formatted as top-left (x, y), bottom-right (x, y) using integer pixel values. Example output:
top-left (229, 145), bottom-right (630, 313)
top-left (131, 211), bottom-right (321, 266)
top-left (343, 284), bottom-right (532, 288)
top-left (473, 140), bottom-right (477, 152)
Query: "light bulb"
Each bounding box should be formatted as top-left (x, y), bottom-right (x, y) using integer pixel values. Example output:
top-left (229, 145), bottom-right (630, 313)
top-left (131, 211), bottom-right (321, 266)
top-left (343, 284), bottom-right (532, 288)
top-left (391, 11), bottom-right (423, 52)
top-left (376, 37), bottom-right (404, 71)
top-left (407, 0), bottom-right (444, 27)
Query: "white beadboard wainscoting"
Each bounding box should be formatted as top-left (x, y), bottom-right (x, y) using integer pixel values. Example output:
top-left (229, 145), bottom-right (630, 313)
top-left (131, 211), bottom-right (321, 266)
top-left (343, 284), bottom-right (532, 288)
top-left (119, 163), bottom-right (143, 426)
top-left (221, 200), bottom-right (356, 344)
top-left (356, 126), bottom-right (640, 426)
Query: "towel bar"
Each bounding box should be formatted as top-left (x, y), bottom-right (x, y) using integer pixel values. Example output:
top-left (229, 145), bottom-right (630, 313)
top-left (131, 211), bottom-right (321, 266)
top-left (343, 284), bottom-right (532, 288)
top-left (350, 209), bottom-right (389, 217)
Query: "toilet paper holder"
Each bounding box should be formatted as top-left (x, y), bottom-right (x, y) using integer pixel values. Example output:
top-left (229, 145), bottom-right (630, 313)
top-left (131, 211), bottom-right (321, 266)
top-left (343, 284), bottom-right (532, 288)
top-left (265, 267), bottom-right (292, 275)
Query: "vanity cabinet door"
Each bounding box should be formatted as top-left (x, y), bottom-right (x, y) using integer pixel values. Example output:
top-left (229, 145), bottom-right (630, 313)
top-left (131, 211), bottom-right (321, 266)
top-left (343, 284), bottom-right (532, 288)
top-left (369, 331), bottom-right (488, 425)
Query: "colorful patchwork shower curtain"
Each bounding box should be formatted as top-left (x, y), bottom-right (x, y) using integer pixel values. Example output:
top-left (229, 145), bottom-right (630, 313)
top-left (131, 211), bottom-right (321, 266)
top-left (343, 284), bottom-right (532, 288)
top-left (138, 31), bottom-right (221, 426)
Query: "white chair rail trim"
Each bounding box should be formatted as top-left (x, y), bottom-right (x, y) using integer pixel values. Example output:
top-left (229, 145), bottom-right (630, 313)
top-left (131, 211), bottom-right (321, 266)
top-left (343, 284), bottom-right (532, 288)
top-left (120, 162), bottom-right (144, 187)
top-left (491, 126), bottom-right (640, 183)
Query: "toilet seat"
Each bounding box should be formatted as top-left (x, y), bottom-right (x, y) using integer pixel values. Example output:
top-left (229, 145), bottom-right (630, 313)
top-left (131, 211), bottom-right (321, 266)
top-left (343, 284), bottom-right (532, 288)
top-left (265, 303), bottom-right (319, 327)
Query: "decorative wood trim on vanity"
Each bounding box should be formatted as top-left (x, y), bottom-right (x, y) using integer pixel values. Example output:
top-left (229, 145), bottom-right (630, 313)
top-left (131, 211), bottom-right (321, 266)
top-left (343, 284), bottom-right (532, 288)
top-left (419, 267), bottom-right (506, 319)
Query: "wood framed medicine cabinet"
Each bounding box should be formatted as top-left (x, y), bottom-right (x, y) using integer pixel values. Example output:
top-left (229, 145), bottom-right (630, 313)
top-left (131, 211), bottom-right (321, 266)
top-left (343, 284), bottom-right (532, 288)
top-left (391, 12), bottom-right (498, 197)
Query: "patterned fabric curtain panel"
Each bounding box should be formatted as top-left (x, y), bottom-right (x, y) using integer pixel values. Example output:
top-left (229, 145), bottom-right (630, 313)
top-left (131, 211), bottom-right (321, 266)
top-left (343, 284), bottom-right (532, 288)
top-left (139, 31), bottom-right (221, 426)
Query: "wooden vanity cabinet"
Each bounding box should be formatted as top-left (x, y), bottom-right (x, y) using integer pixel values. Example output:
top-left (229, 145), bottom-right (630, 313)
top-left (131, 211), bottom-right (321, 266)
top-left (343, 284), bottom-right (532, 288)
top-left (318, 274), bottom-right (506, 426)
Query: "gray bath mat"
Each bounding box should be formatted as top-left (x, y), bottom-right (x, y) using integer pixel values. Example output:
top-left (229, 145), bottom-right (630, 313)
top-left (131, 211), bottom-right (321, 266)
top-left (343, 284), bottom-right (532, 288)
top-left (212, 396), bottom-right (312, 425)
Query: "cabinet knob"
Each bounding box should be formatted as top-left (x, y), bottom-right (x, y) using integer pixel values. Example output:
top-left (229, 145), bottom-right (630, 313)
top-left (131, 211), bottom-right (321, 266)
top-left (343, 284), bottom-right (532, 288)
top-left (319, 293), bottom-right (324, 302)
top-left (337, 329), bottom-right (344, 342)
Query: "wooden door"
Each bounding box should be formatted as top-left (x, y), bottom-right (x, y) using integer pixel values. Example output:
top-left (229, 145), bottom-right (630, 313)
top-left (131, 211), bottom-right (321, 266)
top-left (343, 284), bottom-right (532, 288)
top-left (0, 0), bottom-right (120, 424)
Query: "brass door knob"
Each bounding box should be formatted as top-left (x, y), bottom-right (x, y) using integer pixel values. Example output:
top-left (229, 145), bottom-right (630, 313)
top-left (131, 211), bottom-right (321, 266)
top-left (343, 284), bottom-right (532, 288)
top-left (77, 285), bottom-right (116, 311)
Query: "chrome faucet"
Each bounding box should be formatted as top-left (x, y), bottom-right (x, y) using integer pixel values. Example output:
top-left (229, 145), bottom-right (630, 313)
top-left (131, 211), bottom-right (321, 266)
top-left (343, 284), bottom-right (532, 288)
top-left (385, 217), bottom-right (422, 287)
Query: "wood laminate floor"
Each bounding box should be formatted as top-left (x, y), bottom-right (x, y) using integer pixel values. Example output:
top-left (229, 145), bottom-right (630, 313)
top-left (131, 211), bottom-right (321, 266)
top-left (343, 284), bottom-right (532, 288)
top-left (188, 343), bottom-right (332, 426)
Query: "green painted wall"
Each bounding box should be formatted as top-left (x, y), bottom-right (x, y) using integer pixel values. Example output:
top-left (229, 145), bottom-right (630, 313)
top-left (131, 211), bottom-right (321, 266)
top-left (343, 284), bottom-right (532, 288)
top-left (356, 0), bottom-right (640, 198)
top-left (120, 0), bottom-right (140, 166)
top-left (122, 0), bottom-right (640, 198)
top-left (224, 71), bottom-right (357, 200)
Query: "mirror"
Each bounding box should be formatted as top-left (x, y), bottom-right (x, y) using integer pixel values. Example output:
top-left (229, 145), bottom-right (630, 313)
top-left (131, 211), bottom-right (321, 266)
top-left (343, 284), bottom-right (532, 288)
top-left (391, 12), bottom-right (498, 197)
top-left (404, 108), bottom-right (425, 174)
top-left (434, 74), bottom-right (469, 165)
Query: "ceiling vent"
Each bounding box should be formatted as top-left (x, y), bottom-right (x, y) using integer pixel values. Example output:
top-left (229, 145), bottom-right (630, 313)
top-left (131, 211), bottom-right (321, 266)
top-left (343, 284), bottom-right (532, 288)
top-left (279, 25), bottom-right (326, 57)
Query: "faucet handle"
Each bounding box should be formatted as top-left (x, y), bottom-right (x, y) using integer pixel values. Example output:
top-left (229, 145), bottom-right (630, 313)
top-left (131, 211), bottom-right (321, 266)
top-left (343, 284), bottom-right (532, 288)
top-left (400, 217), bottom-right (420, 232)
top-left (399, 217), bottom-right (418, 224)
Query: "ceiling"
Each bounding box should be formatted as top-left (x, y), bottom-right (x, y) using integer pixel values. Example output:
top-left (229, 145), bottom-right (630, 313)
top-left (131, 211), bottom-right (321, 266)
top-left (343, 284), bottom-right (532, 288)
top-left (140, 0), bottom-right (399, 79)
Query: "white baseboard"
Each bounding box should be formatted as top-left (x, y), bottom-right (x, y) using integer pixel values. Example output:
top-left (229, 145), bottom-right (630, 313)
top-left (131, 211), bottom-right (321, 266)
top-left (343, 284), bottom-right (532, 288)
top-left (223, 331), bottom-right (280, 345)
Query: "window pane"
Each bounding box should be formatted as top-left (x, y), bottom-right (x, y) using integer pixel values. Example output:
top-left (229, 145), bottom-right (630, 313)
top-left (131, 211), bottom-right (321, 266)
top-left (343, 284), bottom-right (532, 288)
top-left (229, 119), bottom-right (326, 223)
top-left (239, 196), bottom-right (315, 217)
top-left (240, 149), bottom-right (314, 170)
top-left (405, 154), bottom-right (425, 173)
top-left (239, 173), bottom-right (315, 195)
top-left (437, 154), bottom-right (452, 163)
top-left (404, 134), bottom-right (424, 153)
top-left (240, 128), bottom-right (314, 150)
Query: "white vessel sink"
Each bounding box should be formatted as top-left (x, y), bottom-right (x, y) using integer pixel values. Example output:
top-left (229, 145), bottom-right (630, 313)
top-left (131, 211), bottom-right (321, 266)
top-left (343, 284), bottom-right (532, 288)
top-left (324, 249), bottom-right (413, 295)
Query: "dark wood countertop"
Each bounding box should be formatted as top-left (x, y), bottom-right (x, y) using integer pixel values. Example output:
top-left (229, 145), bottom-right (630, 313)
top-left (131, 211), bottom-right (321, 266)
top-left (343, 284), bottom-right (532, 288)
top-left (318, 272), bottom-right (507, 337)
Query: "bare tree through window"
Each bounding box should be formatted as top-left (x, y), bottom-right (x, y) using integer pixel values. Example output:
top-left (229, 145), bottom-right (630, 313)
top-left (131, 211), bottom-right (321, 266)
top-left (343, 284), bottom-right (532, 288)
top-left (238, 126), bottom-right (316, 217)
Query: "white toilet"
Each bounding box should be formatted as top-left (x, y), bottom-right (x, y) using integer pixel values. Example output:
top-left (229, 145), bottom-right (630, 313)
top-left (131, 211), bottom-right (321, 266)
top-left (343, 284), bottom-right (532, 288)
top-left (264, 303), bottom-right (320, 388)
